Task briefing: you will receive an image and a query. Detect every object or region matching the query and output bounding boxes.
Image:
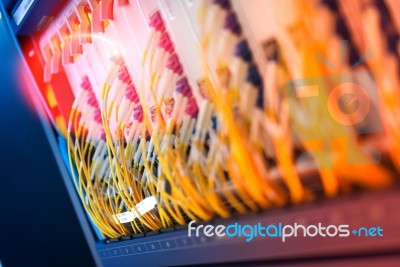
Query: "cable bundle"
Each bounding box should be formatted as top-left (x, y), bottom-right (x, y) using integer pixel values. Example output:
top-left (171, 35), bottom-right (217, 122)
top-left (196, 0), bottom-right (394, 205)
top-left (68, 76), bottom-right (130, 238)
top-left (65, 0), bottom-right (399, 239)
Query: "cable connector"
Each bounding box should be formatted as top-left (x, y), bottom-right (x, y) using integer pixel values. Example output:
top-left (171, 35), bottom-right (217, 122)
top-left (100, 0), bottom-right (114, 21)
top-left (158, 32), bottom-right (174, 53)
top-left (246, 65), bottom-right (264, 109)
top-left (166, 54), bottom-right (183, 75)
top-left (80, 76), bottom-right (92, 91)
top-left (118, 65), bottom-right (131, 84)
top-left (246, 64), bottom-right (262, 89)
top-left (125, 84), bottom-right (140, 103)
top-left (87, 94), bottom-right (99, 108)
top-left (133, 105), bottom-right (144, 122)
top-left (94, 110), bottom-right (102, 124)
top-left (176, 77), bottom-right (192, 97)
top-left (185, 97), bottom-right (199, 118)
top-left (234, 40), bottom-right (253, 62)
top-left (223, 13), bottom-right (242, 36)
top-left (149, 11), bottom-right (165, 32)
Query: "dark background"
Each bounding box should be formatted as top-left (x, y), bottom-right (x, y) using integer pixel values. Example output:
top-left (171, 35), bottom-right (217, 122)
top-left (0, 6), bottom-right (95, 267)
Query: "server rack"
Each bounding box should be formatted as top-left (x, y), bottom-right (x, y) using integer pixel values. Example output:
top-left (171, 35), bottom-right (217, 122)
top-left (1, 0), bottom-right (400, 266)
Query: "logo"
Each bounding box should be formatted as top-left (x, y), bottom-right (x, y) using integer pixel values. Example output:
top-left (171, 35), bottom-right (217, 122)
top-left (287, 40), bottom-right (381, 169)
top-left (188, 221), bottom-right (384, 242)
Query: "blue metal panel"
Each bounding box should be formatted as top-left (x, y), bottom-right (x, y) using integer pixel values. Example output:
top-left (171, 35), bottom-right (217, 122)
top-left (95, 187), bottom-right (400, 266)
top-left (8, 0), bottom-right (68, 35)
top-left (0, 2), bottom-right (96, 266)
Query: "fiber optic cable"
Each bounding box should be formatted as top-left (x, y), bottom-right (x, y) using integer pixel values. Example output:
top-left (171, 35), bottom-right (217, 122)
top-left (101, 59), bottom-right (164, 231)
top-left (67, 77), bottom-right (129, 237)
top-left (196, 3), bottom-right (290, 211)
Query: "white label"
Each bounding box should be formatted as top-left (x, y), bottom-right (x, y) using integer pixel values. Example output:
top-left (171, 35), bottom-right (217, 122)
top-left (113, 196), bottom-right (158, 224)
top-left (133, 196), bottom-right (158, 216)
top-left (112, 211), bottom-right (136, 224)
top-left (13, 0), bottom-right (35, 26)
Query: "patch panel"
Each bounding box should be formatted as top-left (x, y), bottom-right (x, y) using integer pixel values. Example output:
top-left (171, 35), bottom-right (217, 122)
top-left (3, 0), bottom-right (400, 266)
